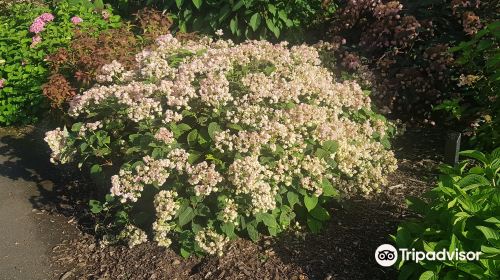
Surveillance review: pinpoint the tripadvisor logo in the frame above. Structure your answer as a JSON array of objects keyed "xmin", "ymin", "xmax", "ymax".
[{"xmin": 375, "ymin": 244, "xmax": 482, "ymax": 267}]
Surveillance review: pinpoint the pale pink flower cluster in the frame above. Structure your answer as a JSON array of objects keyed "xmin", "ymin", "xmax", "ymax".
[
  {"xmin": 119, "ymin": 224, "xmax": 147, "ymax": 248},
  {"xmin": 153, "ymin": 190, "xmax": 179, "ymax": 247},
  {"xmin": 0, "ymin": 78, "xmax": 5, "ymax": 89},
  {"xmin": 110, "ymin": 149, "xmax": 190, "ymax": 202},
  {"xmin": 96, "ymin": 60, "xmax": 134, "ymax": 83},
  {"xmin": 154, "ymin": 127, "xmax": 174, "ymax": 144},
  {"xmin": 77, "ymin": 121, "xmax": 103, "ymax": 137},
  {"xmin": 187, "ymin": 162, "xmax": 223, "ymax": 196},
  {"xmin": 44, "ymin": 128, "xmax": 73, "ymax": 164},
  {"xmin": 221, "ymin": 198, "xmax": 238, "ymax": 224},
  {"xmin": 228, "ymin": 156, "xmax": 276, "ymax": 214},
  {"xmin": 195, "ymin": 229, "xmax": 229, "ymax": 256}
]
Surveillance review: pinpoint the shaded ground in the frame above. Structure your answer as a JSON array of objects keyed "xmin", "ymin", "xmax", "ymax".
[
  {"xmin": 0, "ymin": 124, "xmax": 446, "ymax": 280},
  {"xmin": 0, "ymin": 126, "xmax": 80, "ymax": 280}
]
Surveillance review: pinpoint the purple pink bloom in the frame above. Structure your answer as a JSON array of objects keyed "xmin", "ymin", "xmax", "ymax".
[
  {"xmin": 29, "ymin": 18, "xmax": 45, "ymax": 34},
  {"xmin": 71, "ymin": 16, "xmax": 83, "ymax": 25},
  {"xmin": 39, "ymin": 13, "xmax": 55, "ymax": 22},
  {"xmin": 31, "ymin": 35, "xmax": 42, "ymax": 48}
]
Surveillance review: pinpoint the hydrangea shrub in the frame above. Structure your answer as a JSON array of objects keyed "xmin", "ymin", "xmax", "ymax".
[{"xmin": 45, "ymin": 35, "xmax": 397, "ymax": 256}]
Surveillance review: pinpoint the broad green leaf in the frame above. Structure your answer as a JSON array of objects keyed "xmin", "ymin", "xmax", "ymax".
[
  {"xmin": 418, "ymin": 271, "xmax": 435, "ymax": 280},
  {"xmin": 265, "ymin": 18, "xmax": 280, "ymax": 38},
  {"xmin": 304, "ymin": 195, "xmax": 318, "ymax": 212},
  {"xmin": 260, "ymin": 213, "xmax": 277, "ymax": 228},
  {"xmin": 476, "ymin": 226, "xmax": 500, "ymax": 241},
  {"xmin": 232, "ymin": 0, "xmax": 244, "ymax": 11},
  {"xmin": 310, "ymin": 206, "xmax": 330, "ymax": 221},
  {"xmin": 187, "ymin": 129, "xmax": 198, "ymax": 146},
  {"xmin": 230, "ymin": 17, "xmax": 238, "ymax": 35},
  {"xmin": 460, "ymin": 150, "xmax": 488, "ymax": 164},
  {"xmin": 249, "ymin": 13, "xmax": 261, "ymax": 31},
  {"xmin": 192, "ymin": 0, "xmax": 202, "ymax": 9},
  {"xmin": 178, "ymin": 207, "xmax": 195, "ymax": 227},
  {"xmin": 323, "ymin": 140, "xmax": 339, "ymax": 152},
  {"xmin": 207, "ymin": 122, "xmax": 221, "ymax": 139},
  {"xmin": 247, "ymin": 223, "xmax": 260, "ymax": 242},
  {"xmin": 321, "ymin": 178, "xmax": 338, "ymax": 197},
  {"xmin": 89, "ymin": 200, "xmax": 102, "ymax": 214},
  {"xmin": 306, "ymin": 216, "xmax": 322, "ymax": 233},
  {"xmin": 287, "ymin": 191, "xmax": 299, "ymax": 208},
  {"xmin": 176, "ymin": 0, "xmax": 184, "ymax": 9},
  {"xmin": 90, "ymin": 164, "xmax": 102, "ymax": 175}
]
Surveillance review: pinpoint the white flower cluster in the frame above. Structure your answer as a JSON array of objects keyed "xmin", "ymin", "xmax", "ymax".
[
  {"xmin": 187, "ymin": 162, "xmax": 223, "ymax": 196},
  {"xmin": 119, "ymin": 224, "xmax": 148, "ymax": 248},
  {"xmin": 221, "ymin": 198, "xmax": 238, "ymax": 224},
  {"xmin": 44, "ymin": 128, "xmax": 74, "ymax": 164},
  {"xmin": 153, "ymin": 190, "xmax": 179, "ymax": 247},
  {"xmin": 195, "ymin": 229, "xmax": 229, "ymax": 256}
]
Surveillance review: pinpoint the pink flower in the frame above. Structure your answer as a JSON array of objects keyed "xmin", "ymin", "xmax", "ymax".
[
  {"xmin": 31, "ymin": 35, "xmax": 42, "ymax": 48},
  {"xmin": 0, "ymin": 78, "xmax": 5, "ymax": 89},
  {"xmin": 39, "ymin": 13, "xmax": 54, "ymax": 22},
  {"xmin": 29, "ymin": 18, "xmax": 45, "ymax": 34},
  {"xmin": 71, "ymin": 16, "xmax": 83, "ymax": 25}
]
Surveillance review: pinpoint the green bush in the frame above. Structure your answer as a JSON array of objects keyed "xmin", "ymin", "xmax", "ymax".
[
  {"xmin": 106, "ymin": 0, "xmax": 335, "ymax": 41},
  {"xmin": 436, "ymin": 21, "xmax": 500, "ymax": 151},
  {"xmin": 0, "ymin": 0, "xmax": 121, "ymax": 125},
  {"xmin": 392, "ymin": 148, "xmax": 500, "ymax": 279}
]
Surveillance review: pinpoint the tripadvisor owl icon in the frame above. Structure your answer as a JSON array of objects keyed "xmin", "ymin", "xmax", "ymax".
[{"xmin": 375, "ymin": 244, "xmax": 398, "ymax": 267}]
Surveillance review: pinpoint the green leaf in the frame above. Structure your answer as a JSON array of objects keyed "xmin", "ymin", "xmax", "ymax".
[
  {"xmin": 287, "ymin": 191, "xmax": 299, "ymax": 208},
  {"xmin": 406, "ymin": 197, "xmax": 427, "ymax": 214},
  {"xmin": 267, "ymin": 4, "xmax": 277, "ymax": 15},
  {"xmin": 310, "ymin": 206, "xmax": 330, "ymax": 221},
  {"xmin": 260, "ymin": 213, "xmax": 278, "ymax": 228},
  {"xmin": 398, "ymin": 263, "xmax": 419, "ymax": 280},
  {"xmin": 249, "ymin": 13, "xmax": 261, "ymax": 32},
  {"xmin": 460, "ymin": 150, "xmax": 488, "ymax": 164},
  {"xmin": 187, "ymin": 129, "xmax": 198, "ymax": 146},
  {"xmin": 265, "ymin": 18, "xmax": 280, "ymax": 38},
  {"xmin": 180, "ymin": 246, "xmax": 191, "ymax": 258},
  {"xmin": 176, "ymin": 0, "xmax": 185, "ymax": 9},
  {"xmin": 221, "ymin": 222, "xmax": 236, "ymax": 238},
  {"xmin": 247, "ymin": 223, "xmax": 260, "ymax": 242},
  {"xmin": 232, "ymin": 0, "xmax": 244, "ymax": 11},
  {"xmin": 192, "ymin": 0, "xmax": 202, "ymax": 9},
  {"xmin": 456, "ymin": 262, "xmax": 484, "ymax": 278},
  {"xmin": 188, "ymin": 150, "xmax": 202, "ymax": 164},
  {"xmin": 306, "ymin": 216, "xmax": 322, "ymax": 233},
  {"xmin": 89, "ymin": 200, "xmax": 102, "ymax": 214},
  {"xmin": 230, "ymin": 17, "xmax": 238, "ymax": 35},
  {"xmin": 476, "ymin": 226, "xmax": 500, "ymax": 241},
  {"xmin": 90, "ymin": 164, "xmax": 102, "ymax": 175},
  {"xmin": 304, "ymin": 195, "xmax": 318, "ymax": 212},
  {"xmin": 207, "ymin": 122, "xmax": 221, "ymax": 140},
  {"xmin": 321, "ymin": 178, "xmax": 338, "ymax": 197},
  {"xmin": 418, "ymin": 271, "xmax": 435, "ymax": 280},
  {"xmin": 279, "ymin": 208, "xmax": 295, "ymax": 227},
  {"xmin": 323, "ymin": 140, "xmax": 339, "ymax": 152},
  {"xmin": 178, "ymin": 207, "xmax": 195, "ymax": 227}
]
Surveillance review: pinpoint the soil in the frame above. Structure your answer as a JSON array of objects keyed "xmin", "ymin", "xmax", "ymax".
[{"xmin": 0, "ymin": 123, "xmax": 446, "ymax": 280}]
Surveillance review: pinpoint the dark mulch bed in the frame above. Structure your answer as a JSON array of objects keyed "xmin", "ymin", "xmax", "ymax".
[{"xmin": 2, "ymin": 123, "xmax": 447, "ymax": 280}]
